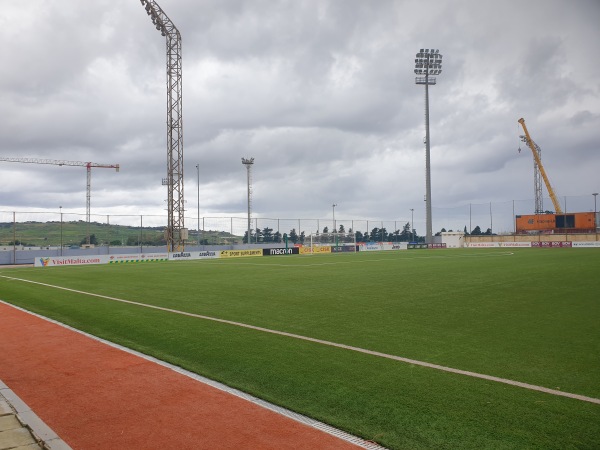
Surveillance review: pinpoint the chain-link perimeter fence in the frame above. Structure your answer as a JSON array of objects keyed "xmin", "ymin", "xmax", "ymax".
[{"xmin": 1, "ymin": 194, "xmax": 598, "ymax": 248}]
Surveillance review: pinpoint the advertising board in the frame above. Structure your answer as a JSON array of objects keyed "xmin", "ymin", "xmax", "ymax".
[
  {"xmin": 35, "ymin": 256, "xmax": 108, "ymax": 267},
  {"xmin": 465, "ymin": 242, "xmax": 499, "ymax": 248},
  {"xmin": 497, "ymin": 242, "xmax": 532, "ymax": 248},
  {"xmin": 572, "ymin": 241, "xmax": 600, "ymax": 248},
  {"xmin": 408, "ymin": 243, "xmax": 429, "ymax": 249},
  {"xmin": 359, "ymin": 243, "xmax": 383, "ymax": 252},
  {"xmin": 531, "ymin": 241, "xmax": 572, "ymax": 248},
  {"xmin": 330, "ymin": 245, "xmax": 357, "ymax": 253},
  {"xmin": 219, "ymin": 249, "xmax": 263, "ymax": 258},
  {"xmin": 262, "ymin": 248, "xmax": 300, "ymax": 256},
  {"xmin": 109, "ymin": 253, "xmax": 169, "ymax": 263},
  {"xmin": 429, "ymin": 243, "xmax": 447, "ymax": 249},
  {"xmin": 299, "ymin": 246, "xmax": 331, "ymax": 254},
  {"xmin": 35, "ymin": 253, "xmax": 169, "ymax": 267},
  {"xmin": 168, "ymin": 251, "xmax": 220, "ymax": 261},
  {"xmin": 381, "ymin": 243, "xmax": 407, "ymax": 251}
]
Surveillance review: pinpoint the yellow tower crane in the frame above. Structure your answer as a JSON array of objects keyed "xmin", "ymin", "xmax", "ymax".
[
  {"xmin": 517, "ymin": 118, "xmax": 563, "ymax": 214},
  {"xmin": 0, "ymin": 157, "xmax": 119, "ymax": 244}
]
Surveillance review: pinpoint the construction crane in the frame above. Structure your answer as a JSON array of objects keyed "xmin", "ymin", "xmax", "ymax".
[
  {"xmin": 517, "ymin": 118, "xmax": 563, "ymax": 214},
  {"xmin": 0, "ymin": 157, "xmax": 119, "ymax": 244}
]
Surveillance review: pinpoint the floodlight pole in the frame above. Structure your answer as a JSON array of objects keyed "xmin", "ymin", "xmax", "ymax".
[
  {"xmin": 59, "ymin": 206, "xmax": 63, "ymax": 256},
  {"xmin": 242, "ymin": 157, "xmax": 254, "ymax": 243},
  {"xmin": 410, "ymin": 208, "xmax": 414, "ymax": 242},
  {"xmin": 332, "ymin": 203, "xmax": 337, "ymax": 233},
  {"xmin": 415, "ymin": 49, "xmax": 443, "ymax": 244},
  {"xmin": 196, "ymin": 164, "xmax": 200, "ymax": 245},
  {"xmin": 594, "ymin": 192, "xmax": 598, "ymax": 234}
]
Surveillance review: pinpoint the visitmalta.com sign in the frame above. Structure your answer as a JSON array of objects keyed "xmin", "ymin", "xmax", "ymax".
[
  {"xmin": 35, "ymin": 256, "xmax": 107, "ymax": 267},
  {"xmin": 35, "ymin": 253, "xmax": 169, "ymax": 267}
]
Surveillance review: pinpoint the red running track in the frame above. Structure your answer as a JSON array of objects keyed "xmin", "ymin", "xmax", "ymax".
[{"xmin": 0, "ymin": 302, "xmax": 360, "ymax": 449}]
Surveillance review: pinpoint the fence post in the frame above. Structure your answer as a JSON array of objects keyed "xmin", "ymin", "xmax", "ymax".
[
  {"xmin": 12, "ymin": 212, "xmax": 16, "ymax": 265},
  {"xmin": 60, "ymin": 208, "xmax": 63, "ymax": 256},
  {"xmin": 469, "ymin": 203, "xmax": 472, "ymax": 234},
  {"xmin": 140, "ymin": 215, "xmax": 143, "ymax": 253},
  {"xmin": 107, "ymin": 215, "xmax": 110, "ymax": 253},
  {"xmin": 512, "ymin": 200, "xmax": 515, "ymax": 240}
]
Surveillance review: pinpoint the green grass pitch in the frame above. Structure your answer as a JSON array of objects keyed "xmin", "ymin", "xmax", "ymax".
[{"xmin": 1, "ymin": 248, "xmax": 599, "ymax": 449}]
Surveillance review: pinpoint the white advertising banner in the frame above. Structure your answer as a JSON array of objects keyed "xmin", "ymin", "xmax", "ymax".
[
  {"xmin": 571, "ymin": 242, "xmax": 600, "ymax": 248},
  {"xmin": 465, "ymin": 242, "xmax": 499, "ymax": 248},
  {"xmin": 35, "ymin": 255, "xmax": 109, "ymax": 267},
  {"xmin": 381, "ymin": 243, "xmax": 408, "ymax": 251},
  {"xmin": 108, "ymin": 253, "xmax": 169, "ymax": 263},
  {"xmin": 359, "ymin": 243, "xmax": 383, "ymax": 252},
  {"xmin": 35, "ymin": 253, "xmax": 169, "ymax": 267},
  {"xmin": 497, "ymin": 242, "xmax": 532, "ymax": 248},
  {"xmin": 169, "ymin": 250, "xmax": 221, "ymax": 260}
]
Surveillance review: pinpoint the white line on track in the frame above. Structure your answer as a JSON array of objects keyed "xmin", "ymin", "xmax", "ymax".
[{"xmin": 2, "ymin": 273, "xmax": 598, "ymax": 406}]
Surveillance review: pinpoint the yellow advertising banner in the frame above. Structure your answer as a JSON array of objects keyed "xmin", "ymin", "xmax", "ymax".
[
  {"xmin": 219, "ymin": 249, "xmax": 263, "ymax": 258},
  {"xmin": 298, "ymin": 246, "xmax": 332, "ymax": 255}
]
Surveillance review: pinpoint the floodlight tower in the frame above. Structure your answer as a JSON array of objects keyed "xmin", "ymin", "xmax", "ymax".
[
  {"xmin": 140, "ymin": 0, "xmax": 185, "ymax": 251},
  {"xmin": 414, "ymin": 48, "xmax": 443, "ymax": 244},
  {"xmin": 242, "ymin": 157, "xmax": 255, "ymax": 243}
]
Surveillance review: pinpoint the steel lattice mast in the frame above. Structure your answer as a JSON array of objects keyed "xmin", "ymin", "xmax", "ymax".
[
  {"xmin": 140, "ymin": 0, "xmax": 185, "ymax": 252},
  {"xmin": 519, "ymin": 135, "xmax": 544, "ymax": 214}
]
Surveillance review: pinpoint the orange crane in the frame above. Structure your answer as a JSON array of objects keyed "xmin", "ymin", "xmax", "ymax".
[
  {"xmin": 517, "ymin": 118, "xmax": 563, "ymax": 214},
  {"xmin": 0, "ymin": 157, "xmax": 119, "ymax": 244}
]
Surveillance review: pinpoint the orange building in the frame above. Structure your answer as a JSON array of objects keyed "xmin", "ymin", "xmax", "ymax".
[{"xmin": 515, "ymin": 212, "xmax": 596, "ymax": 233}]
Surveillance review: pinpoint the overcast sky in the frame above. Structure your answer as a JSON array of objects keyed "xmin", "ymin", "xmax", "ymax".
[{"xmin": 1, "ymin": 0, "xmax": 599, "ymax": 235}]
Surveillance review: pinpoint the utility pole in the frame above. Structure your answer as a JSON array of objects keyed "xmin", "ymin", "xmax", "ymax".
[
  {"xmin": 332, "ymin": 203, "xmax": 337, "ymax": 233},
  {"xmin": 196, "ymin": 164, "xmax": 200, "ymax": 245},
  {"xmin": 242, "ymin": 158, "xmax": 254, "ymax": 243},
  {"xmin": 410, "ymin": 208, "xmax": 414, "ymax": 242}
]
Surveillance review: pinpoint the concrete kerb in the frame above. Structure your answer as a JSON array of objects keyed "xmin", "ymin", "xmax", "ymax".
[{"xmin": 0, "ymin": 379, "xmax": 71, "ymax": 450}]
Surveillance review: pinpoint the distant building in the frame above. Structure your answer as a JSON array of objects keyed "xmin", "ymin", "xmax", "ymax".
[{"xmin": 440, "ymin": 231, "xmax": 465, "ymax": 248}]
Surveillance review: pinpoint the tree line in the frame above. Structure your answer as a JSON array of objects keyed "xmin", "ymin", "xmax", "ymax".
[
  {"xmin": 242, "ymin": 223, "xmax": 495, "ymax": 244},
  {"xmin": 243, "ymin": 222, "xmax": 423, "ymax": 244}
]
